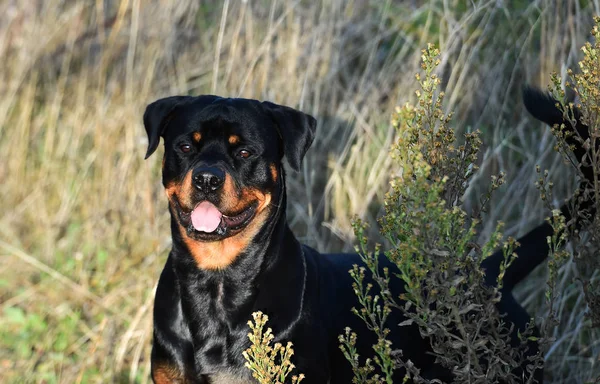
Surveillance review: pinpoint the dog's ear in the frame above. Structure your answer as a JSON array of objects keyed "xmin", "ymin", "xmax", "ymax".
[
  {"xmin": 262, "ymin": 101, "xmax": 317, "ymax": 171},
  {"xmin": 143, "ymin": 96, "xmax": 193, "ymax": 159}
]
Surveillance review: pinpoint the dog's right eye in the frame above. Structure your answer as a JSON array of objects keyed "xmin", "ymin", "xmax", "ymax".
[
  {"xmin": 238, "ymin": 149, "xmax": 251, "ymax": 159},
  {"xmin": 180, "ymin": 144, "xmax": 192, "ymax": 153}
]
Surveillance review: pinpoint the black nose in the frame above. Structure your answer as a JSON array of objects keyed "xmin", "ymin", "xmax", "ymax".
[{"xmin": 192, "ymin": 166, "xmax": 225, "ymax": 193}]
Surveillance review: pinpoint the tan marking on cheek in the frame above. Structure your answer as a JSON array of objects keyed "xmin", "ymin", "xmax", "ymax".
[
  {"xmin": 219, "ymin": 174, "xmax": 239, "ymax": 211},
  {"xmin": 193, "ymin": 132, "xmax": 202, "ymax": 142},
  {"xmin": 270, "ymin": 163, "xmax": 278, "ymax": 182},
  {"xmin": 231, "ymin": 189, "xmax": 255, "ymax": 212},
  {"xmin": 164, "ymin": 181, "xmax": 178, "ymax": 200},
  {"xmin": 179, "ymin": 171, "xmax": 194, "ymax": 207},
  {"xmin": 164, "ymin": 170, "xmax": 194, "ymax": 208},
  {"xmin": 228, "ymin": 135, "xmax": 240, "ymax": 145},
  {"xmin": 254, "ymin": 191, "xmax": 272, "ymax": 216}
]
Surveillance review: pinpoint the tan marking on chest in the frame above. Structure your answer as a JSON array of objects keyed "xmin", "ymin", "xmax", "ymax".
[{"xmin": 152, "ymin": 362, "xmax": 187, "ymax": 384}]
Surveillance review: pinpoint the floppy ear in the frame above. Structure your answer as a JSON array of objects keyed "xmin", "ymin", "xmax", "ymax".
[
  {"xmin": 143, "ymin": 96, "xmax": 193, "ymax": 159},
  {"xmin": 262, "ymin": 101, "xmax": 317, "ymax": 171}
]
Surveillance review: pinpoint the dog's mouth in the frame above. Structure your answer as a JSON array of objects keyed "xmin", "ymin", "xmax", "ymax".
[{"xmin": 175, "ymin": 199, "xmax": 258, "ymax": 241}]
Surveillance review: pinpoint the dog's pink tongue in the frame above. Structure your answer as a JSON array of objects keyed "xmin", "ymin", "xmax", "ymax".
[{"xmin": 191, "ymin": 202, "xmax": 222, "ymax": 233}]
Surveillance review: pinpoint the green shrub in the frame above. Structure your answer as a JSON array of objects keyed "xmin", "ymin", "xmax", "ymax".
[
  {"xmin": 545, "ymin": 17, "xmax": 600, "ymax": 329},
  {"xmin": 342, "ymin": 18, "xmax": 600, "ymax": 383},
  {"xmin": 341, "ymin": 44, "xmax": 545, "ymax": 384}
]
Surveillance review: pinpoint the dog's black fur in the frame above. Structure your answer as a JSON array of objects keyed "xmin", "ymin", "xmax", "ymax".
[{"xmin": 143, "ymin": 88, "xmax": 591, "ymax": 383}]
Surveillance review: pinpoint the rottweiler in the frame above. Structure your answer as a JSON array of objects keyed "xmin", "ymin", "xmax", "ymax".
[{"xmin": 143, "ymin": 88, "xmax": 592, "ymax": 383}]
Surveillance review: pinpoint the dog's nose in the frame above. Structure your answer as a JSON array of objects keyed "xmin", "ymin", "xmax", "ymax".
[{"xmin": 192, "ymin": 166, "xmax": 225, "ymax": 193}]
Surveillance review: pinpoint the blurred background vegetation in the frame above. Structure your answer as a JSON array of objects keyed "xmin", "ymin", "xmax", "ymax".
[{"xmin": 0, "ymin": 0, "xmax": 598, "ymax": 382}]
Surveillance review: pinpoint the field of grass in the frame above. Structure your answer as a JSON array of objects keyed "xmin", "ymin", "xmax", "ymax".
[{"xmin": 0, "ymin": 0, "xmax": 599, "ymax": 382}]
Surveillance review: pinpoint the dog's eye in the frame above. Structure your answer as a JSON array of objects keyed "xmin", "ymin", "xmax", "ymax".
[
  {"xmin": 238, "ymin": 149, "xmax": 251, "ymax": 159},
  {"xmin": 180, "ymin": 144, "xmax": 192, "ymax": 153}
]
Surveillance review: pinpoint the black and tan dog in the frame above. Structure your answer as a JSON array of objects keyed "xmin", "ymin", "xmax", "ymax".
[{"xmin": 143, "ymin": 89, "xmax": 591, "ymax": 383}]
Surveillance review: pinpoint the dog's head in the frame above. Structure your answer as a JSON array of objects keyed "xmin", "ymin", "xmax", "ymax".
[{"xmin": 144, "ymin": 95, "xmax": 316, "ymax": 269}]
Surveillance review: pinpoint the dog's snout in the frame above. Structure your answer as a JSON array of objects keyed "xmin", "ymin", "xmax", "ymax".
[{"xmin": 193, "ymin": 166, "xmax": 225, "ymax": 193}]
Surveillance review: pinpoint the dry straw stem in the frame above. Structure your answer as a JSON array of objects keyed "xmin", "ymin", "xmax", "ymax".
[{"xmin": 0, "ymin": 0, "xmax": 599, "ymax": 382}]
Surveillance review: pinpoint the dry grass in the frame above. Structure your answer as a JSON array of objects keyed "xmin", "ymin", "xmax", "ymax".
[{"xmin": 0, "ymin": 0, "xmax": 598, "ymax": 382}]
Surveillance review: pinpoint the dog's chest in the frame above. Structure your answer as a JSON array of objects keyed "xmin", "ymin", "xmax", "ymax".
[
  {"xmin": 180, "ymin": 279, "xmax": 254, "ymax": 372},
  {"xmin": 207, "ymin": 372, "xmax": 254, "ymax": 384}
]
